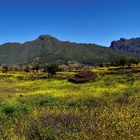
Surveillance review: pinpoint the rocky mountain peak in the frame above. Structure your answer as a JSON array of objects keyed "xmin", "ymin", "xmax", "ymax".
[
  {"xmin": 110, "ymin": 38, "xmax": 140, "ymax": 56},
  {"xmin": 38, "ymin": 35, "xmax": 59, "ymax": 41}
]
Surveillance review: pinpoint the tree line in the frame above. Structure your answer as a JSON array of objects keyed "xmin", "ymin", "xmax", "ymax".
[{"xmin": 0, "ymin": 56, "xmax": 139, "ymax": 75}]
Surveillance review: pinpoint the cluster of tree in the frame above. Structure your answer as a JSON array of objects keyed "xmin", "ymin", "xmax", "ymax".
[
  {"xmin": 0, "ymin": 60, "xmax": 81, "ymax": 74},
  {"xmin": 98, "ymin": 56, "xmax": 139, "ymax": 68},
  {"xmin": 115, "ymin": 57, "xmax": 139, "ymax": 68},
  {"xmin": 0, "ymin": 63, "xmax": 61, "ymax": 77},
  {"xmin": 0, "ymin": 57, "xmax": 139, "ymax": 76}
]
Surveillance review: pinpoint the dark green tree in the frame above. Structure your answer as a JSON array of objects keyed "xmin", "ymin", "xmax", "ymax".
[
  {"xmin": 2, "ymin": 65, "xmax": 8, "ymax": 73},
  {"xmin": 119, "ymin": 56, "xmax": 128, "ymax": 68},
  {"xmin": 126, "ymin": 58, "xmax": 139, "ymax": 68},
  {"xmin": 45, "ymin": 64, "xmax": 60, "ymax": 77}
]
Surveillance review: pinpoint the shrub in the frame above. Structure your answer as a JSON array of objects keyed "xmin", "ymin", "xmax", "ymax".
[
  {"xmin": 115, "ymin": 94, "xmax": 133, "ymax": 105},
  {"xmin": 2, "ymin": 103, "xmax": 17, "ymax": 116},
  {"xmin": 25, "ymin": 119, "xmax": 55, "ymax": 140},
  {"xmin": 45, "ymin": 64, "xmax": 60, "ymax": 77},
  {"xmin": 18, "ymin": 94, "xmax": 62, "ymax": 108},
  {"xmin": 1, "ymin": 66, "xmax": 8, "ymax": 73},
  {"xmin": 1, "ymin": 103, "xmax": 30, "ymax": 117}
]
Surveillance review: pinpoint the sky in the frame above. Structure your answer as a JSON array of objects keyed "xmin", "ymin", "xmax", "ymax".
[{"xmin": 0, "ymin": 0, "xmax": 140, "ymax": 46}]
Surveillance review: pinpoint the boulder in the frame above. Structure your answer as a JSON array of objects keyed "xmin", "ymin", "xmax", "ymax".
[{"xmin": 68, "ymin": 70, "xmax": 97, "ymax": 83}]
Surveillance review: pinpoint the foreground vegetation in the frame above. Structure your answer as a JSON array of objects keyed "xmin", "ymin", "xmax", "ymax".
[{"xmin": 0, "ymin": 66, "xmax": 140, "ymax": 140}]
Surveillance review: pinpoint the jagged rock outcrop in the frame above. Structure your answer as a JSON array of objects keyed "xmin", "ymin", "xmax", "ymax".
[{"xmin": 110, "ymin": 38, "xmax": 140, "ymax": 56}]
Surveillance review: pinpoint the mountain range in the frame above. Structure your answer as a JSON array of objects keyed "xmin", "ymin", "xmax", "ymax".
[{"xmin": 0, "ymin": 35, "xmax": 139, "ymax": 64}]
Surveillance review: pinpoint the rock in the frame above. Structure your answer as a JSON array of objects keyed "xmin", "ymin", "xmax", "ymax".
[
  {"xmin": 110, "ymin": 38, "xmax": 140, "ymax": 56},
  {"xmin": 68, "ymin": 70, "xmax": 97, "ymax": 83}
]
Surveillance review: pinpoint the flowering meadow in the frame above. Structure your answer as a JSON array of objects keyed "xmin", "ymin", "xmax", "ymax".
[{"xmin": 0, "ymin": 67, "xmax": 140, "ymax": 139}]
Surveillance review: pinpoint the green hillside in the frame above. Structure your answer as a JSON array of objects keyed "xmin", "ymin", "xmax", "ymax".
[{"xmin": 0, "ymin": 35, "xmax": 123, "ymax": 64}]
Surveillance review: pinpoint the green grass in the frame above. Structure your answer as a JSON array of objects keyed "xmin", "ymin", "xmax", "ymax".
[{"xmin": 0, "ymin": 67, "xmax": 140, "ymax": 139}]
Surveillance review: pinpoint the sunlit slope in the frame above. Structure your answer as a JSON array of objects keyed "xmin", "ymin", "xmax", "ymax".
[{"xmin": 0, "ymin": 35, "xmax": 123, "ymax": 64}]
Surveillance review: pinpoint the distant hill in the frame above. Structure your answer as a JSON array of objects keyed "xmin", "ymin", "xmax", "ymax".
[
  {"xmin": 110, "ymin": 38, "xmax": 140, "ymax": 56},
  {"xmin": 0, "ymin": 35, "xmax": 131, "ymax": 64}
]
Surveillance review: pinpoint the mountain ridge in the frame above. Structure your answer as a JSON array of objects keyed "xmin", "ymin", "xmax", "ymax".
[
  {"xmin": 0, "ymin": 35, "xmax": 138, "ymax": 64},
  {"xmin": 110, "ymin": 37, "xmax": 140, "ymax": 56}
]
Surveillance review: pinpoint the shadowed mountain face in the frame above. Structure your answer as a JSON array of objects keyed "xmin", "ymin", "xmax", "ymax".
[
  {"xmin": 0, "ymin": 35, "xmax": 127, "ymax": 64},
  {"xmin": 110, "ymin": 38, "xmax": 140, "ymax": 56}
]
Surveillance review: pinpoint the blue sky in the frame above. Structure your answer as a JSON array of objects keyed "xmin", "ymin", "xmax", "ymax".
[{"xmin": 0, "ymin": 0, "xmax": 140, "ymax": 46}]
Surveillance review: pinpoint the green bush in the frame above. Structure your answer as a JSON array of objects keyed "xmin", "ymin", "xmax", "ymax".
[{"xmin": 2, "ymin": 103, "xmax": 17, "ymax": 116}]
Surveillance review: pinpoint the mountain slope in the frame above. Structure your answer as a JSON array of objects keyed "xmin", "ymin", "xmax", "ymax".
[
  {"xmin": 0, "ymin": 35, "xmax": 123, "ymax": 64},
  {"xmin": 110, "ymin": 38, "xmax": 140, "ymax": 56}
]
